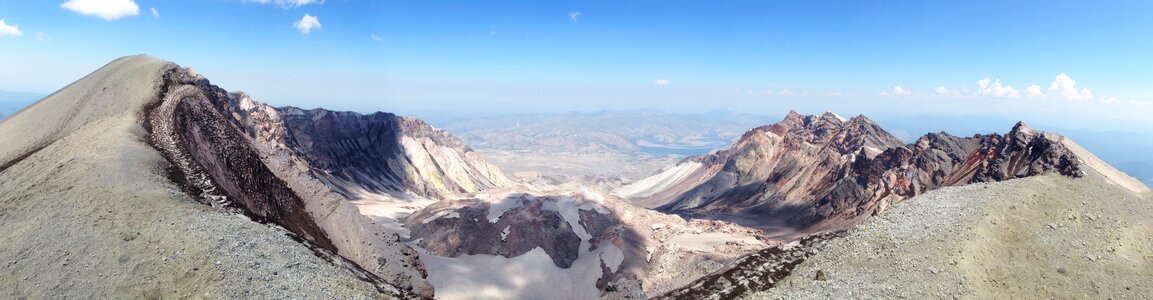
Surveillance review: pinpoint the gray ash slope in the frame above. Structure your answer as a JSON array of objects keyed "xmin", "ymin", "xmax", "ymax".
[
  {"xmin": 0, "ymin": 55, "xmax": 395, "ymax": 298},
  {"xmin": 750, "ymin": 173, "xmax": 1153, "ymax": 300},
  {"xmin": 0, "ymin": 54, "xmax": 524, "ymax": 299}
]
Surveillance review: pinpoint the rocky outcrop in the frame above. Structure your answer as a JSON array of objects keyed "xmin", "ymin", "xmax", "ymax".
[
  {"xmin": 653, "ymin": 231, "xmax": 844, "ymax": 300},
  {"xmin": 620, "ymin": 111, "xmax": 1086, "ymax": 232}
]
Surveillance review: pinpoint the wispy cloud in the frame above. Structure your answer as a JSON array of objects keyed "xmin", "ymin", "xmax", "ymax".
[
  {"xmin": 568, "ymin": 11, "xmax": 581, "ymax": 23},
  {"xmin": 247, "ymin": 0, "xmax": 324, "ymax": 9},
  {"xmin": 0, "ymin": 19, "xmax": 21, "ymax": 37},
  {"xmin": 653, "ymin": 79, "xmax": 670, "ymax": 86},
  {"xmin": 34, "ymin": 32, "xmax": 52, "ymax": 41},
  {"xmin": 150, "ymin": 7, "xmax": 159, "ymax": 18},
  {"xmin": 779, "ymin": 89, "xmax": 795, "ymax": 97},
  {"xmin": 933, "ymin": 86, "xmax": 949, "ymax": 95},
  {"xmin": 369, "ymin": 34, "xmax": 383, "ymax": 41},
  {"xmin": 293, "ymin": 13, "xmax": 321, "ymax": 34},
  {"xmin": 61, "ymin": 0, "xmax": 140, "ymax": 21}
]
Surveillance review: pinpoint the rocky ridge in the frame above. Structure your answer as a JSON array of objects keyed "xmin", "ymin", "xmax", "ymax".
[
  {"xmin": 221, "ymin": 91, "xmax": 512, "ymax": 201},
  {"xmin": 620, "ymin": 111, "xmax": 1088, "ymax": 234}
]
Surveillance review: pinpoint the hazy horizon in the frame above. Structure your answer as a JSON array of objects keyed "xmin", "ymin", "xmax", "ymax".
[
  {"xmin": 2, "ymin": 1, "xmax": 1152, "ymax": 132},
  {"xmin": 2, "ymin": 0, "xmax": 1151, "ymax": 166}
]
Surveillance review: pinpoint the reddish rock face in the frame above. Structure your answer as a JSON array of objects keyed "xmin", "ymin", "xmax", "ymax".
[{"xmin": 636, "ymin": 112, "xmax": 1084, "ymax": 232}]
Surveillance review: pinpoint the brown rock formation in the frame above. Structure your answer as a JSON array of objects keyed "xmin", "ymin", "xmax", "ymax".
[{"xmin": 621, "ymin": 111, "xmax": 1085, "ymax": 233}]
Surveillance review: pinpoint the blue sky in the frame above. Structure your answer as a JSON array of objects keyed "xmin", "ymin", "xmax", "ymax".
[{"xmin": 1, "ymin": 0, "xmax": 1152, "ymax": 130}]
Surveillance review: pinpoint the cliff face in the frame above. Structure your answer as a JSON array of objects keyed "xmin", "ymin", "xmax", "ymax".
[
  {"xmin": 146, "ymin": 67, "xmax": 436, "ymax": 298},
  {"xmin": 219, "ymin": 93, "xmax": 511, "ymax": 200},
  {"xmin": 619, "ymin": 111, "xmax": 1086, "ymax": 231}
]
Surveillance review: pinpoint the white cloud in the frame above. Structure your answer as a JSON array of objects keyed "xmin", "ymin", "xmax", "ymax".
[
  {"xmin": 568, "ymin": 11, "xmax": 581, "ymax": 23},
  {"xmin": 293, "ymin": 14, "xmax": 321, "ymax": 34},
  {"xmin": 780, "ymin": 89, "xmax": 795, "ymax": 96},
  {"xmin": 976, "ymin": 78, "xmax": 1020, "ymax": 98},
  {"xmin": 1025, "ymin": 84, "xmax": 1045, "ymax": 98},
  {"xmin": 933, "ymin": 86, "xmax": 949, "ymax": 95},
  {"xmin": 61, "ymin": 0, "xmax": 140, "ymax": 21},
  {"xmin": 150, "ymin": 7, "xmax": 159, "ymax": 18},
  {"xmin": 882, "ymin": 86, "xmax": 912, "ymax": 97},
  {"xmin": 247, "ymin": 0, "xmax": 324, "ymax": 9},
  {"xmin": 1049, "ymin": 73, "xmax": 1094, "ymax": 101},
  {"xmin": 369, "ymin": 34, "xmax": 382, "ymax": 41},
  {"xmin": 653, "ymin": 79, "xmax": 670, "ymax": 86},
  {"xmin": 34, "ymin": 32, "xmax": 52, "ymax": 41},
  {"xmin": 0, "ymin": 19, "xmax": 21, "ymax": 37}
]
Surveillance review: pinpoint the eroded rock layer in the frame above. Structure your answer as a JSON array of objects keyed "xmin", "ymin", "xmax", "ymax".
[
  {"xmin": 620, "ymin": 111, "xmax": 1085, "ymax": 231},
  {"xmin": 218, "ymin": 93, "xmax": 512, "ymax": 200},
  {"xmin": 145, "ymin": 67, "xmax": 434, "ymax": 298}
]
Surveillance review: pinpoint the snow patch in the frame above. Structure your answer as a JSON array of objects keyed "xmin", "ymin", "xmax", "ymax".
[
  {"xmin": 418, "ymin": 247, "xmax": 602, "ymax": 300},
  {"xmin": 541, "ymin": 196, "xmax": 595, "ymax": 240},
  {"xmin": 600, "ymin": 242, "xmax": 625, "ymax": 273},
  {"xmin": 501, "ymin": 225, "xmax": 511, "ymax": 241},
  {"xmin": 615, "ymin": 162, "xmax": 704, "ymax": 198},
  {"xmin": 486, "ymin": 194, "xmax": 523, "ymax": 223},
  {"xmin": 347, "ymin": 192, "xmax": 438, "ymax": 238},
  {"xmin": 831, "ymin": 112, "xmax": 848, "ymax": 122},
  {"xmin": 422, "ymin": 209, "xmax": 461, "ymax": 224}
]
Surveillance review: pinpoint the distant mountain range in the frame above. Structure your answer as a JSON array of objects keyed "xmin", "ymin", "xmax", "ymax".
[{"xmin": 436, "ymin": 110, "xmax": 777, "ymax": 155}]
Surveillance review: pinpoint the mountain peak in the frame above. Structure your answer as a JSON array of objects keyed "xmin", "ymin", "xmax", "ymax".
[
  {"xmin": 1010, "ymin": 121, "xmax": 1034, "ymax": 136},
  {"xmin": 820, "ymin": 111, "xmax": 848, "ymax": 123},
  {"xmin": 783, "ymin": 110, "xmax": 804, "ymax": 122}
]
